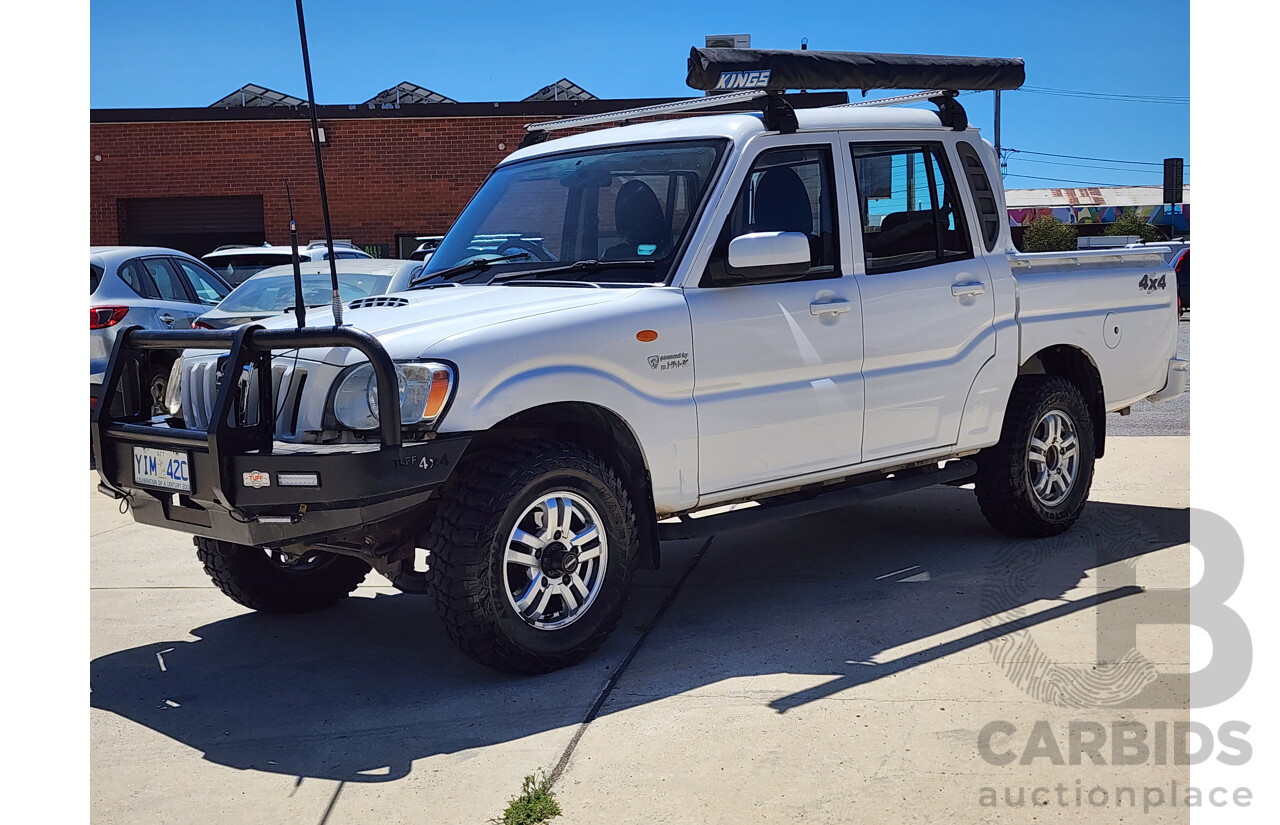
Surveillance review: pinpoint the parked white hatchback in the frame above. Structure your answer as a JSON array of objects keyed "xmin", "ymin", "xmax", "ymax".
[{"xmin": 202, "ymin": 241, "xmax": 372, "ymax": 285}]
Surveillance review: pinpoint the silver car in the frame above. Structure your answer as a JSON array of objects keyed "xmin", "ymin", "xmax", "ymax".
[
  {"xmin": 90, "ymin": 246, "xmax": 231, "ymax": 414},
  {"xmin": 194, "ymin": 258, "xmax": 425, "ymax": 329}
]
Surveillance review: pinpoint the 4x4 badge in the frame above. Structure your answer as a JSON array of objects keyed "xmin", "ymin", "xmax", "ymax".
[{"xmin": 1138, "ymin": 272, "xmax": 1167, "ymax": 292}]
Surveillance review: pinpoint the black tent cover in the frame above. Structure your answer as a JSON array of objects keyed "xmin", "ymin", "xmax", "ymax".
[{"xmin": 687, "ymin": 48, "xmax": 1025, "ymax": 93}]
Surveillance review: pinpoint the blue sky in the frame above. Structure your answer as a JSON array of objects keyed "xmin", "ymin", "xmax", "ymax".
[{"xmin": 90, "ymin": 0, "xmax": 1190, "ymax": 188}]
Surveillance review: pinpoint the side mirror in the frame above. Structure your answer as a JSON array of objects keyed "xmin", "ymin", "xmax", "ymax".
[{"xmin": 726, "ymin": 231, "xmax": 811, "ymax": 283}]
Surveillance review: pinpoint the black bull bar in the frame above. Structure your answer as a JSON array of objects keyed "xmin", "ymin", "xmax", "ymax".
[{"xmin": 91, "ymin": 324, "xmax": 469, "ymax": 547}]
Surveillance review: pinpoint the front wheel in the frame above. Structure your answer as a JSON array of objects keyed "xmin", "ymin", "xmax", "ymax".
[
  {"xmin": 196, "ymin": 539, "xmax": 370, "ymax": 613},
  {"xmin": 426, "ymin": 440, "xmax": 639, "ymax": 674},
  {"xmin": 975, "ymin": 375, "xmax": 1096, "ymax": 537}
]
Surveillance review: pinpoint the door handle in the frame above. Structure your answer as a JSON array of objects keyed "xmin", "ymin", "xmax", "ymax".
[
  {"xmin": 810, "ymin": 299, "xmax": 852, "ymax": 317},
  {"xmin": 951, "ymin": 282, "xmax": 986, "ymax": 298},
  {"xmin": 159, "ymin": 313, "xmax": 176, "ymax": 327}
]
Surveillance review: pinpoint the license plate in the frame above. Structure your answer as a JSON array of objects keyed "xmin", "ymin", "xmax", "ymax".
[{"xmin": 132, "ymin": 446, "xmax": 191, "ymax": 492}]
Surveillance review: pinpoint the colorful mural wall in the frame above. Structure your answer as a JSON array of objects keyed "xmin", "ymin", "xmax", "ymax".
[{"xmin": 1007, "ymin": 204, "xmax": 1190, "ymax": 229}]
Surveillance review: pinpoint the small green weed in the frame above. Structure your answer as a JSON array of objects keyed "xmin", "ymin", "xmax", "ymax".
[{"xmin": 495, "ymin": 771, "xmax": 561, "ymax": 825}]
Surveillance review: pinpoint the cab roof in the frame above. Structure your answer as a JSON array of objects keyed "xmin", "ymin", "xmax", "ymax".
[{"xmin": 502, "ymin": 104, "xmax": 975, "ymax": 166}]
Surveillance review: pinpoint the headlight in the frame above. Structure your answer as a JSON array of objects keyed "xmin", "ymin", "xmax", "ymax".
[
  {"xmin": 163, "ymin": 355, "xmax": 184, "ymax": 417},
  {"xmin": 331, "ymin": 361, "xmax": 455, "ymax": 431}
]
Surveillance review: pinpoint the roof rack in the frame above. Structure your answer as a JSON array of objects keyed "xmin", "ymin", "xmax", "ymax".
[
  {"xmin": 521, "ymin": 89, "xmax": 771, "ymax": 147},
  {"xmin": 835, "ymin": 89, "xmax": 969, "ymax": 129},
  {"xmin": 520, "ymin": 48, "xmax": 1023, "ymax": 147},
  {"xmin": 835, "ymin": 89, "xmax": 947, "ymax": 108},
  {"xmin": 519, "ymin": 87, "xmax": 968, "ymax": 148}
]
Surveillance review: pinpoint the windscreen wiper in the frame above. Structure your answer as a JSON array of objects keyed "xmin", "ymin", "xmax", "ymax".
[
  {"xmin": 408, "ymin": 251, "xmax": 531, "ymax": 288},
  {"xmin": 488, "ymin": 259, "xmax": 658, "ymax": 284}
]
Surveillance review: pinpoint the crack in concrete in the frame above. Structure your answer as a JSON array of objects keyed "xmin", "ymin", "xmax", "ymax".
[{"xmin": 548, "ymin": 536, "xmax": 715, "ymax": 784}]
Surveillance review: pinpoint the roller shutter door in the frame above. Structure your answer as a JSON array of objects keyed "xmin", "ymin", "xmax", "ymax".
[{"xmin": 120, "ymin": 196, "xmax": 265, "ymax": 257}]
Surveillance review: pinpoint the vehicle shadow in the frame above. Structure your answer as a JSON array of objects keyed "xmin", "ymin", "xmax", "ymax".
[
  {"xmin": 89, "ymin": 489, "xmax": 1188, "ymax": 784},
  {"xmin": 610, "ymin": 492, "xmax": 1189, "ymax": 715}
]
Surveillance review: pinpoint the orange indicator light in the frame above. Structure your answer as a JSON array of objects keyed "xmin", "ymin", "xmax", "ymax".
[
  {"xmin": 424, "ymin": 369, "xmax": 452, "ymax": 418},
  {"xmin": 636, "ymin": 330, "xmax": 658, "ymax": 342}
]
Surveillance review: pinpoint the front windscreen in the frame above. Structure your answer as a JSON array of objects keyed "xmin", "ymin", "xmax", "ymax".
[
  {"xmin": 421, "ymin": 139, "xmax": 728, "ymax": 285},
  {"xmin": 217, "ymin": 272, "xmax": 393, "ymax": 314}
]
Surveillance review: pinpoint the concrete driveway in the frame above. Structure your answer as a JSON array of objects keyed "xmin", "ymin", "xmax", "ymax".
[{"xmin": 91, "ymin": 429, "xmax": 1189, "ymax": 823}]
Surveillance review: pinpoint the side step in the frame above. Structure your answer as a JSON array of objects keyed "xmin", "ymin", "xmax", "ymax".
[{"xmin": 657, "ymin": 459, "xmax": 977, "ymax": 541}]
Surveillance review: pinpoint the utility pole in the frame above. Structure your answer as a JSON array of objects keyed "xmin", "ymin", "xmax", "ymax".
[{"xmin": 994, "ymin": 90, "xmax": 1002, "ymax": 178}]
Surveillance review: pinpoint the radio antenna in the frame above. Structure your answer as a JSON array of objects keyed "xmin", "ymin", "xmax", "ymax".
[
  {"xmin": 285, "ymin": 180, "xmax": 305, "ymax": 329},
  {"xmin": 293, "ymin": 0, "xmax": 343, "ymax": 326}
]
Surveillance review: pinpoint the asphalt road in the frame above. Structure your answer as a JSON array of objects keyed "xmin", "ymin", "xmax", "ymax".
[{"xmin": 1106, "ymin": 315, "xmax": 1190, "ymax": 437}]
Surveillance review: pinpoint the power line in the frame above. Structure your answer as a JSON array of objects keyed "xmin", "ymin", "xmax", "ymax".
[
  {"xmin": 1016, "ymin": 85, "xmax": 1189, "ymax": 105},
  {"xmin": 1004, "ymin": 173, "xmax": 1149, "ymax": 188},
  {"xmin": 1006, "ymin": 156, "xmax": 1189, "ymax": 178},
  {"xmin": 1024, "ymin": 84, "xmax": 1189, "ymax": 101},
  {"xmin": 1005, "ymin": 148, "xmax": 1190, "ymax": 168}
]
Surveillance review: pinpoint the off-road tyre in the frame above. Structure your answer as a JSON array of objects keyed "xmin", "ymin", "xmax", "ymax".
[
  {"xmin": 975, "ymin": 375, "xmax": 1096, "ymax": 538},
  {"xmin": 196, "ymin": 538, "xmax": 370, "ymax": 613},
  {"xmin": 426, "ymin": 439, "xmax": 639, "ymax": 675}
]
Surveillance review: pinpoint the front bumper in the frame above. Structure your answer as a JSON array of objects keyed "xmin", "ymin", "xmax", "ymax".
[
  {"xmin": 1146, "ymin": 357, "xmax": 1189, "ymax": 404},
  {"xmin": 97, "ymin": 431, "xmax": 468, "ymax": 547},
  {"xmin": 92, "ymin": 323, "xmax": 469, "ymax": 547}
]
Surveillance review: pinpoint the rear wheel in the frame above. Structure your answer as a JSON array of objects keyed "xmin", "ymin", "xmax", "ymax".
[
  {"xmin": 975, "ymin": 375, "xmax": 1096, "ymax": 537},
  {"xmin": 196, "ymin": 538, "xmax": 370, "ymax": 613},
  {"xmin": 426, "ymin": 440, "xmax": 639, "ymax": 674}
]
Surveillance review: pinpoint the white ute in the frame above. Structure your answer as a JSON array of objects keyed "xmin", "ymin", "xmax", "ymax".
[{"xmin": 93, "ymin": 49, "xmax": 1187, "ymax": 673}]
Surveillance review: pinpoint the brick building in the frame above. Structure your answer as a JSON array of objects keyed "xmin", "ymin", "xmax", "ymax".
[{"xmin": 90, "ymin": 84, "xmax": 846, "ymax": 259}]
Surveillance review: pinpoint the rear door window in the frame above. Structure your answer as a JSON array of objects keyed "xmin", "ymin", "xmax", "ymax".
[
  {"xmin": 851, "ymin": 142, "xmax": 973, "ymax": 274},
  {"xmin": 90, "ymin": 264, "xmax": 103, "ymax": 294},
  {"xmin": 173, "ymin": 259, "xmax": 229, "ymax": 305},
  {"xmin": 141, "ymin": 257, "xmax": 192, "ymax": 302}
]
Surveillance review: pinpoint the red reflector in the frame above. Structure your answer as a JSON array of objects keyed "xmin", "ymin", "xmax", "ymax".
[{"xmin": 90, "ymin": 306, "xmax": 129, "ymax": 330}]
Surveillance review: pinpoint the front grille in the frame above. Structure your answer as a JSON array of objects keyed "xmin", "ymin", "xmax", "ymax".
[
  {"xmin": 183, "ymin": 359, "xmax": 308, "ymax": 438},
  {"xmin": 349, "ymin": 296, "xmax": 410, "ymax": 309}
]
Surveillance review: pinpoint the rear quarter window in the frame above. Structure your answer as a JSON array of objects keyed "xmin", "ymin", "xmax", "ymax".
[
  {"xmin": 116, "ymin": 259, "xmax": 155, "ymax": 298},
  {"xmin": 90, "ymin": 264, "xmax": 103, "ymax": 294},
  {"xmin": 956, "ymin": 141, "xmax": 1001, "ymax": 253}
]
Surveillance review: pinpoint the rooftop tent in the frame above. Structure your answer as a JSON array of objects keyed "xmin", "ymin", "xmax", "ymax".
[{"xmin": 686, "ymin": 48, "xmax": 1025, "ymax": 92}]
